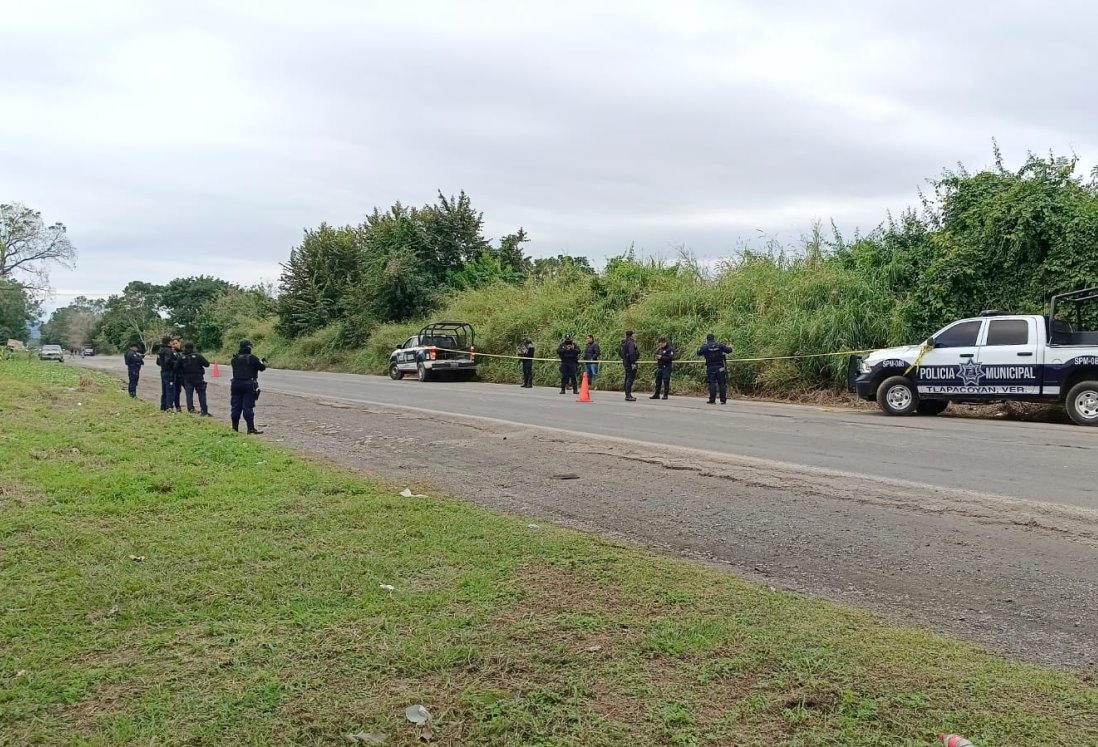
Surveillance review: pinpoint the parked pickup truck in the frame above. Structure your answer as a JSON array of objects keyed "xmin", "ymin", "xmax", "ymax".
[
  {"xmin": 853, "ymin": 288, "xmax": 1098, "ymax": 425},
  {"xmin": 388, "ymin": 322, "xmax": 477, "ymax": 382}
]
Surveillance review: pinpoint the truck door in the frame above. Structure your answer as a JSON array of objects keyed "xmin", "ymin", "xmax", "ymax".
[
  {"xmin": 915, "ymin": 319, "xmax": 985, "ymax": 396},
  {"xmin": 974, "ymin": 317, "xmax": 1041, "ymax": 395}
]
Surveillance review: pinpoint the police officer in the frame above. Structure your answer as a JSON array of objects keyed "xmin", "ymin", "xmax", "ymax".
[
  {"xmin": 518, "ymin": 337, "xmax": 535, "ymax": 388},
  {"xmin": 179, "ymin": 342, "xmax": 212, "ymax": 416},
  {"xmin": 650, "ymin": 337, "xmax": 675, "ymax": 399},
  {"xmin": 583, "ymin": 335, "xmax": 601, "ymax": 388},
  {"xmin": 619, "ymin": 330, "xmax": 639, "ymax": 401},
  {"xmin": 124, "ymin": 343, "xmax": 144, "ymax": 398},
  {"xmin": 155, "ymin": 336, "xmax": 180, "ymax": 411},
  {"xmin": 697, "ymin": 333, "xmax": 734, "ymax": 405},
  {"xmin": 170, "ymin": 338, "xmax": 186, "ymax": 411},
  {"xmin": 557, "ymin": 335, "xmax": 580, "ymax": 394},
  {"xmin": 230, "ymin": 339, "xmax": 267, "ymax": 434}
]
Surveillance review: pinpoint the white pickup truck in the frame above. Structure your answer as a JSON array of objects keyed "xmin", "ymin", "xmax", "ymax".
[{"xmin": 854, "ymin": 288, "xmax": 1098, "ymax": 425}]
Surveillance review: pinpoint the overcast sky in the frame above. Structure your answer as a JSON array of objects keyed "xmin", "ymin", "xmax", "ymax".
[{"xmin": 4, "ymin": 0, "xmax": 1096, "ymax": 309}]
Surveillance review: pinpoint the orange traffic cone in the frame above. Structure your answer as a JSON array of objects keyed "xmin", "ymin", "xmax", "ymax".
[
  {"xmin": 940, "ymin": 735, "xmax": 975, "ymax": 747},
  {"xmin": 212, "ymin": 362, "xmax": 220, "ymax": 378},
  {"xmin": 577, "ymin": 371, "xmax": 592, "ymax": 402}
]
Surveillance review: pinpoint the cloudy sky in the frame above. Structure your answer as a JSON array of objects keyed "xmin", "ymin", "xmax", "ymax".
[{"xmin": 4, "ymin": 0, "xmax": 1096, "ymax": 308}]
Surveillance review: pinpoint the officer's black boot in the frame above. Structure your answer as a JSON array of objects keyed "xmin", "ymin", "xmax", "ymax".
[
  {"xmin": 231, "ymin": 418, "xmax": 240, "ymax": 432},
  {"xmin": 649, "ymin": 392, "xmax": 660, "ymax": 399}
]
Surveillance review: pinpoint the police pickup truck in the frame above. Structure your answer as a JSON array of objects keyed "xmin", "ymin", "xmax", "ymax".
[
  {"xmin": 853, "ymin": 288, "xmax": 1098, "ymax": 426},
  {"xmin": 388, "ymin": 321, "xmax": 477, "ymax": 382}
]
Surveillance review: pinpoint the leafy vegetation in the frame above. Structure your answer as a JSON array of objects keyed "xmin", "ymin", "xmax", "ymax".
[
  {"xmin": 37, "ymin": 148, "xmax": 1098, "ymax": 393},
  {"xmin": 2, "ymin": 360, "xmax": 1096, "ymax": 745}
]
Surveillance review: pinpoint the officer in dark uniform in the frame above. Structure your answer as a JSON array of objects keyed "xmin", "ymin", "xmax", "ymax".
[
  {"xmin": 650, "ymin": 337, "xmax": 675, "ymax": 399},
  {"xmin": 179, "ymin": 342, "xmax": 212, "ymax": 416},
  {"xmin": 230, "ymin": 339, "xmax": 267, "ymax": 433},
  {"xmin": 124, "ymin": 343, "xmax": 144, "ymax": 398},
  {"xmin": 619, "ymin": 330, "xmax": 639, "ymax": 401},
  {"xmin": 155, "ymin": 336, "xmax": 180, "ymax": 411},
  {"xmin": 557, "ymin": 335, "xmax": 580, "ymax": 394},
  {"xmin": 169, "ymin": 338, "xmax": 185, "ymax": 411},
  {"xmin": 697, "ymin": 333, "xmax": 734, "ymax": 404},
  {"xmin": 518, "ymin": 338, "xmax": 535, "ymax": 388}
]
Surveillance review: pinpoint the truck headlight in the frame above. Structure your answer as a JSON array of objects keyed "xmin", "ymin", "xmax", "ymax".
[{"xmin": 859, "ymin": 360, "xmax": 873, "ymax": 374}]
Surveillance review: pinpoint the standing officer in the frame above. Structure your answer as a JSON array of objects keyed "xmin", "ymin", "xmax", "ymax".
[
  {"xmin": 124, "ymin": 343, "xmax": 143, "ymax": 398},
  {"xmin": 557, "ymin": 335, "xmax": 580, "ymax": 394},
  {"xmin": 650, "ymin": 337, "xmax": 675, "ymax": 399},
  {"xmin": 155, "ymin": 336, "xmax": 180, "ymax": 411},
  {"xmin": 179, "ymin": 342, "xmax": 212, "ymax": 416},
  {"xmin": 230, "ymin": 339, "xmax": 267, "ymax": 434},
  {"xmin": 170, "ymin": 338, "xmax": 185, "ymax": 411},
  {"xmin": 583, "ymin": 335, "xmax": 601, "ymax": 388},
  {"xmin": 697, "ymin": 333, "xmax": 734, "ymax": 405},
  {"xmin": 518, "ymin": 337, "xmax": 535, "ymax": 388},
  {"xmin": 619, "ymin": 330, "xmax": 639, "ymax": 401}
]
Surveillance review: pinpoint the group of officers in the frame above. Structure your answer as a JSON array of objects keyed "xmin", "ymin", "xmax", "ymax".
[
  {"xmin": 123, "ymin": 337, "xmax": 268, "ymax": 433},
  {"xmin": 517, "ymin": 332, "xmax": 736, "ymax": 404}
]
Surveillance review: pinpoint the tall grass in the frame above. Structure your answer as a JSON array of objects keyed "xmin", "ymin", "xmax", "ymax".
[{"xmin": 259, "ymin": 246, "xmax": 906, "ymax": 395}]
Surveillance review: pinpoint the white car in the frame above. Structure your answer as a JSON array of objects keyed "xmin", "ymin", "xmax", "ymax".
[{"xmin": 39, "ymin": 344, "xmax": 64, "ymax": 362}]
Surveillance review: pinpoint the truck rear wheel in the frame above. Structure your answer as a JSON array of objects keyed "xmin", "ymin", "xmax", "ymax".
[
  {"xmin": 389, "ymin": 363, "xmax": 404, "ymax": 380},
  {"xmin": 876, "ymin": 375, "xmax": 918, "ymax": 416},
  {"xmin": 916, "ymin": 400, "xmax": 948, "ymax": 416},
  {"xmin": 417, "ymin": 363, "xmax": 432, "ymax": 382},
  {"xmin": 1065, "ymin": 381, "xmax": 1098, "ymax": 426}
]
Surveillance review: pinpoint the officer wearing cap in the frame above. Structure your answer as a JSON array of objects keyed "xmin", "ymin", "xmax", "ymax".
[
  {"xmin": 124, "ymin": 343, "xmax": 144, "ymax": 398},
  {"xmin": 557, "ymin": 334, "xmax": 580, "ymax": 394},
  {"xmin": 518, "ymin": 337, "xmax": 535, "ymax": 388},
  {"xmin": 179, "ymin": 342, "xmax": 212, "ymax": 416},
  {"xmin": 697, "ymin": 333, "xmax": 734, "ymax": 405},
  {"xmin": 230, "ymin": 339, "xmax": 267, "ymax": 433},
  {"xmin": 619, "ymin": 330, "xmax": 639, "ymax": 401}
]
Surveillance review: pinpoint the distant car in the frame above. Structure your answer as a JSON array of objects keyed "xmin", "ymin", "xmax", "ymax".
[
  {"xmin": 389, "ymin": 322, "xmax": 477, "ymax": 381},
  {"xmin": 39, "ymin": 344, "xmax": 64, "ymax": 362},
  {"xmin": 81, "ymin": 347, "xmax": 95, "ymax": 356}
]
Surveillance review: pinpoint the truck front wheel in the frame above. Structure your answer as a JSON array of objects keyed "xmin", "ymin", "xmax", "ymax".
[
  {"xmin": 1065, "ymin": 381, "xmax": 1098, "ymax": 426},
  {"xmin": 876, "ymin": 376, "xmax": 919, "ymax": 416},
  {"xmin": 389, "ymin": 363, "xmax": 404, "ymax": 380}
]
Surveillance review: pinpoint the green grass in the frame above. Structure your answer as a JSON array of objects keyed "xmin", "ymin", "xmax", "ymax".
[{"xmin": 1, "ymin": 359, "xmax": 1095, "ymax": 746}]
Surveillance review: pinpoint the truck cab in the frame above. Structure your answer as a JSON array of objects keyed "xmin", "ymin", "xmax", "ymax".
[{"xmin": 854, "ymin": 288, "xmax": 1098, "ymax": 425}]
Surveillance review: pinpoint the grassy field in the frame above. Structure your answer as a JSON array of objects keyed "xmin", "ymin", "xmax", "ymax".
[{"xmin": 1, "ymin": 360, "xmax": 1095, "ymax": 746}]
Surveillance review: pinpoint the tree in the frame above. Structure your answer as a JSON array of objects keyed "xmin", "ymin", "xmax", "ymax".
[
  {"xmin": 276, "ymin": 224, "xmax": 363, "ymax": 338},
  {"xmin": 497, "ymin": 228, "xmax": 532, "ymax": 275},
  {"xmin": 531, "ymin": 255, "xmax": 595, "ymax": 279},
  {"xmin": 192, "ymin": 285, "xmax": 275, "ymax": 351},
  {"xmin": 0, "ymin": 279, "xmax": 36, "ymax": 342},
  {"xmin": 0, "ymin": 203, "xmax": 77, "ymax": 290},
  {"xmin": 96, "ymin": 281, "xmax": 167, "ymax": 352},
  {"xmin": 41, "ymin": 296, "xmax": 105, "ymax": 349},
  {"xmin": 159, "ymin": 276, "xmax": 238, "ymax": 339}
]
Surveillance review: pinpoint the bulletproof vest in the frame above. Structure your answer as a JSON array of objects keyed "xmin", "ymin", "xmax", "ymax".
[
  {"xmin": 702, "ymin": 344, "xmax": 726, "ymax": 366},
  {"xmin": 125, "ymin": 352, "xmax": 142, "ymax": 368},
  {"xmin": 231, "ymin": 353, "xmax": 261, "ymax": 379},
  {"xmin": 157, "ymin": 348, "xmax": 177, "ymax": 370},
  {"xmin": 179, "ymin": 353, "xmax": 204, "ymax": 375},
  {"xmin": 657, "ymin": 347, "xmax": 675, "ymax": 367}
]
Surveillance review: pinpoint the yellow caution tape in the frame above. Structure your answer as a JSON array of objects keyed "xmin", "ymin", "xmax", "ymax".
[
  {"xmin": 903, "ymin": 342, "xmax": 931, "ymax": 376},
  {"xmin": 428, "ymin": 347, "xmax": 877, "ymax": 365}
]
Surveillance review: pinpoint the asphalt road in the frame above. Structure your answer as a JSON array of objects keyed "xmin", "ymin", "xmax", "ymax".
[
  {"xmin": 187, "ymin": 364, "xmax": 1096, "ymax": 510},
  {"xmin": 79, "ymin": 357, "xmax": 1098, "ymax": 509}
]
